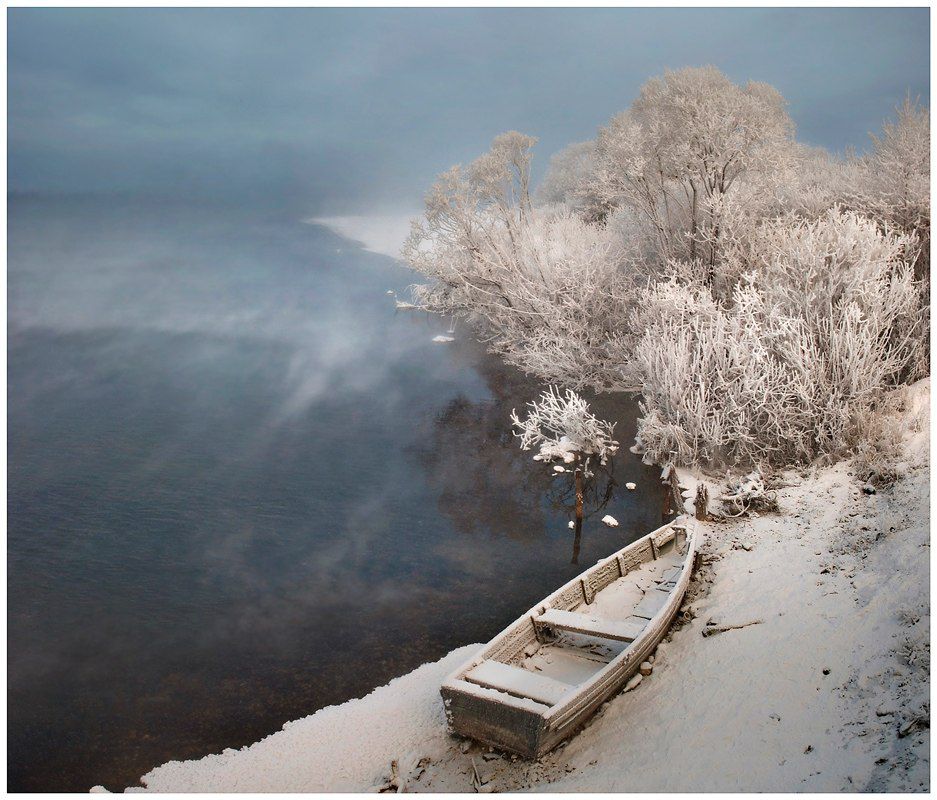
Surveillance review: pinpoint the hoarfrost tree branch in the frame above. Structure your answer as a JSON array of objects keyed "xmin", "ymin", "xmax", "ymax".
[{"xmin": 511, "ymin": 386, "xmax": 619, "ymax": 526}]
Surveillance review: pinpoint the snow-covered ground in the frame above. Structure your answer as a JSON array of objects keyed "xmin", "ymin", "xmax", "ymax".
[
  {"xmin": 307, "ymin": 214, "xmax": 417, "ymax": 260},
  {"xmin": 114, "ymin": 380, "xmax": 930, "ymax": 793}
]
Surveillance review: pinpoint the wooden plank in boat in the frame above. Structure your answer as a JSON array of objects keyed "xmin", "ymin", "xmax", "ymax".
[
  {"xmin": 654, "ymin": 566, "xmax": 682, "ymax": 585},
  {"xmin": 465, "ymin": 660, "xmax": 572, "ymax": 707},
  {"xmin": 535, "ymin": 608, "xmax": 645, "ymax": 643},
  {"xmin": 632, "ymin": 587, "xmax": 671, "ymax": 620}
]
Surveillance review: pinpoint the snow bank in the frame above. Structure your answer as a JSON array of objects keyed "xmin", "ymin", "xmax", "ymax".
[
  {"xmin": 131, "ymin": 645, "xmax": 479, "ymax": 792},
  {"xmin": 308, "ymin": 215, "xmax": 417, "ymax": 260}
]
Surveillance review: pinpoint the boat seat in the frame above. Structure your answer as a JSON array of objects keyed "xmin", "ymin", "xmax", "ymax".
[
  {"xmin": 534, "ymin": 608, "xmax": 645, "ymax": 643},
  {"xmin": 464, "ymin": 660, "xmax": 573, "ymax": 706},
  {"xmin": 632, "ymin": 586, "xmax": 671, "ymax": 620},
  {"xmin": 444, "ymin": 677, "xmax": 552, "ymax": 714}
]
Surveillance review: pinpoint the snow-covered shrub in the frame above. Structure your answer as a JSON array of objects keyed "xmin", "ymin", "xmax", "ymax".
[
  {"xmin": 721, "ymin": 471, "xmax": 779, "ymax": 516},
  {"xmin": 511, "ymin": 386, "xmax": 618, "ymax": 465},
  {"xmin": 632, "ymin": 209, "xmax": 924, "ymax": 468},
  {"xmin": 630, "ymin": 277, "xmax": 799, "ymax": 466},
  {"xmin": 852, "ymin": 413, "xmax": 903, "ymax": 489}
]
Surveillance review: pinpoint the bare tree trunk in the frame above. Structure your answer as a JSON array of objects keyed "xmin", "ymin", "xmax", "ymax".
[
  {"xmin": 662, "ymin": 464, "xmax": 686, "ymax": 519},
  {"xmin": 574, "ymin": 465, "xmax": 584, "ymax": 526}
]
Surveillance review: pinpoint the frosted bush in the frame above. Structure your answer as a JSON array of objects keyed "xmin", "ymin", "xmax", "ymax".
[
  {"xmin": 404, "ymin": 133, "xmax": 638, "ymax": 390},
  {"xmin": 632, "ymin": 209, "xmax": 924, "ymax": 468},
  {"xmin": 511, "ymin": 386, "xmax": 618, "ymax": 465}
]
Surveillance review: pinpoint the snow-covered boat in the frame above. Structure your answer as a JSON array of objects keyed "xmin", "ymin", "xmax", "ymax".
[{"xmin": 440, "ymin": 517, "xmax": 698, "ymax": 758}]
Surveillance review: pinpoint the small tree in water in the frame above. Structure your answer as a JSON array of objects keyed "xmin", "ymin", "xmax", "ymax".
[{"xmin": 511, "ymin": 387, "xmax": 619, "ymax": 528}]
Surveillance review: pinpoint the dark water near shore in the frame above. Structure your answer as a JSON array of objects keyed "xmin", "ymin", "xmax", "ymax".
[{"xmin": 8, "ymin": 196, "xmax": 667, "ymax": 792}]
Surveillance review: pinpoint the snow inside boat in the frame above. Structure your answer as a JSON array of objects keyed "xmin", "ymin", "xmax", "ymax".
[{"xmin": 440, "ymin": 517, "xmax": 698, "ymax": 758}]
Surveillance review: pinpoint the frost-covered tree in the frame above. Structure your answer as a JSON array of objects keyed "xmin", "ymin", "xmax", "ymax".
[
  {"xmin": 511, "ymin": 386, "xmax": 618, "ymax": 525},
  {"xmin": 593, "ymin": 66, "xmax": 795, "ymax": 273},
  {"xmin": 534, "ymin": 140, "xmax": 597, "ymax": 212},
  {"xmin": 404, "ymin": 135, "xmax": 637, "ymax": 391},
  {"xmin": 865, "ymin": 96, "xmax": 930, "ymax": 242}
]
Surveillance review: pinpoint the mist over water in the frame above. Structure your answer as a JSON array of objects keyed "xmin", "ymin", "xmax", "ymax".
[{"xmin": 8, "ymin": 196, "xmax": 667, "ymax": 792}]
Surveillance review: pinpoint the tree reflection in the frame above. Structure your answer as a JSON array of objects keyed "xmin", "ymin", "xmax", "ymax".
[
  {"xmin": 544, "ymin": 459, "xmax": 617, "ymax": 563},
  {"xmin": 414, "ymin": 391, "xmax": 552, "ymax": 543}
]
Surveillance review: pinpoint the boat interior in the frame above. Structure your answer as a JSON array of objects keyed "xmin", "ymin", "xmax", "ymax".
[{"xmin": 453, "ymin": 532, "xmax": 689, "ymax": 713}]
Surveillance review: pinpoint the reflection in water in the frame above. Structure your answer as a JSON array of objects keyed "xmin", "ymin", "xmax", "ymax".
[
  {"xmin": 546, "ymin": 461, "xmax": 617, "ymax": 564},
  {"xmin": 8, "ymin": 197, "xmax": 667, "ymax": 792}
]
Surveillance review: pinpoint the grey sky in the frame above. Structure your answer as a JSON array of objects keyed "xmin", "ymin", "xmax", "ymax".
[{"xmin": 8, "ymin": 8, "xmax": 930, "ymax": 212}]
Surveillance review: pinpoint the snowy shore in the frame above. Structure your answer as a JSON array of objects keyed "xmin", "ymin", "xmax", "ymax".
[
  {"xmin": 306, "ymin": 214, "xmax": 417, "ymax": 260},
  {"xmin": 114, "ymin": 380, "xmax": 929, "ymax": 793}
]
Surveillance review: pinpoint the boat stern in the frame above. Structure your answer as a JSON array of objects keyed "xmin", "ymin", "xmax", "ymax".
[{"xmin": 440, "ymin": 679, "xmax": 549, "ymax": 759}]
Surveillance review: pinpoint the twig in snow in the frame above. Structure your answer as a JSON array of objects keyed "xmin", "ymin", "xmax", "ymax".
[{"xmin": 702, "ymin": 618, "xmax": 764, "ymax": 637}]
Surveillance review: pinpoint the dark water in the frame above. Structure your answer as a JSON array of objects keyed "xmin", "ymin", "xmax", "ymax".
[{"xmin": 7, "ymin": 196, "xmax": 667, "ymax": 792}]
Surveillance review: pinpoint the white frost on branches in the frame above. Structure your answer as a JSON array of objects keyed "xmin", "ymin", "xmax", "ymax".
[
  {"xmin": 403, "ymin": 133, "xmax": 636, "ymax": 391},
  {"xmin": 511, "ymin": 387, "xmax": 619, "ymax": 465},
  {"xmin": 630, "ymin": 208, "xmax": 923, "ymax": 467},
  {"xmin": 403, "ymin": 66, "xmax": 930, "ymax": 474},
  {"xmin": 721, "ymin": 472, "xmax": 776, "ymax": 517}
]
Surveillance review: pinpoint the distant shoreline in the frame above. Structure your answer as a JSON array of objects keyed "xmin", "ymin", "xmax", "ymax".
[{"xmin": 306, "ymin": 214, "xmax": 418, "ymax": 260}]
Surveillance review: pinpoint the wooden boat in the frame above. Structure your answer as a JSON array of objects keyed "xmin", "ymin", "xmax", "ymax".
[{"xmin": 440, "ymin": 516, "xmax": 697, "ymax": 758}]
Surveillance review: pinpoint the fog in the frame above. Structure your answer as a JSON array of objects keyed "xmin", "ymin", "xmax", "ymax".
[{"xmin": 8, "ymin": 7, "xmax": 929, "ymax": 213}]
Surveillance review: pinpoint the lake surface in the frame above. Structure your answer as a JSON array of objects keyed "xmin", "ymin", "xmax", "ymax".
[{"xmin": 7, "ymin": 196, "xmax": 668, "ymax": 792}]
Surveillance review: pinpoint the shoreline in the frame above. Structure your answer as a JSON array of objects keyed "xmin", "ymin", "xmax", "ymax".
[
  {"xmin": 114, "ymin": 379, "xmax": 929, "ymax": 793},
  {"xmin": 305, "ymin": 214, "xmax": 418, "ymax": 260}
]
